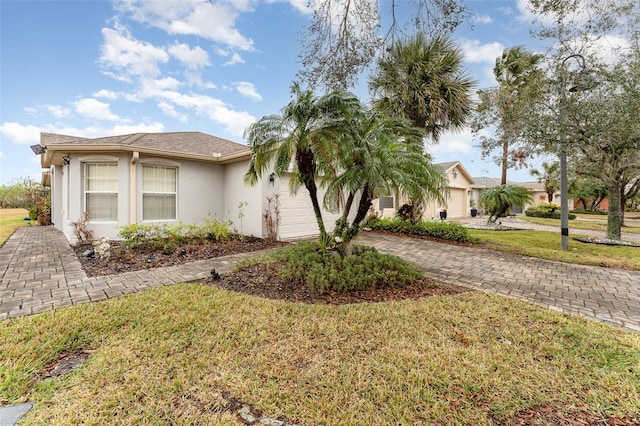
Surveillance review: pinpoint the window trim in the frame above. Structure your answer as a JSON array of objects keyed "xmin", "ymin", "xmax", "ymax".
[
  {"xmin": 83, "ymin": 162, "xmax": 118, "ymax": 222},
  {"xmin": 141, "ymin": 164, "xmax": 178, "ymax": 221}
]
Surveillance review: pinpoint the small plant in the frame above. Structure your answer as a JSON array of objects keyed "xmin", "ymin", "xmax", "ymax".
[
  {"xmin": 237, "ymin": 201, "xmax": 248, "ymax": 240},
  {"xmin": 264, "ymin": 194, "xmax": 281, "ymax": 242},
  {"xmin": 70, "ymin": 212, "xmax": 93, "ymax": 243}
]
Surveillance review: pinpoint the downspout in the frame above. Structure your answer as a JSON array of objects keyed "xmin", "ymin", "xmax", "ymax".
[{"xmin": 130, "ymin": 152, "xmax": 139, "ymax": 223}]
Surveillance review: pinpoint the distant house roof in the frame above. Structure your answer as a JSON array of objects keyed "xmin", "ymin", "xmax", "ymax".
[
  {"xmin": 472, "ymin": 176, "xmax": 545, "ymax": 191},
  {"xmin": 434, "ymin": 161, "xmax": 475, "ymax": 186},
  {"xmin": 40, "ymin": 132, "xmax": 251, "ymax": 167}
]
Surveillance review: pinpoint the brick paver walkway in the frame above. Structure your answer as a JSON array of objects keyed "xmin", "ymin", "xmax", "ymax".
[
  {"xmin": 1, "ymin": 226, "xmax": 639, "ymax": 332},
  {"xmin": 0, "ymin": 226, "xmax": 274, "ymax": 320}
]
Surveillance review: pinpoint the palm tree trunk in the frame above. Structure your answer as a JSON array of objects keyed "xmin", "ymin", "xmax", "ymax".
[
  {"xmin": 296, "ymin": 147, "xmax": 327, "ymax": 240},
  {"xmin": 501, "ymin": 140, "xmax": 508, "ymax": 185}
]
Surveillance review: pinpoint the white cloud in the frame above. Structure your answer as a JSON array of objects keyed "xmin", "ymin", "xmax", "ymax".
[
  {"xmin": 24, "ymin": 107, "xmax": 38, "ymax": 116},
  {"xmin": 157, "ymin": 90, "xmax": 255, "ymax": 137},
  {"xmin": 93, "ymin": 89, "xmax": 119, "ymax": 99},
  {"xmin": 47, "ymin": 105, "xmax": 71, "ymax": 118},
  {"xmin": 460, "ymin": 39, "xmax": 505, "ymax": 64},
  {"xmin": 114, "ymin": 0, "xmax": 255, "ymax": 51},
  {"xmin": 0, "ymin": 151, "xmax": 6, "ymax": 158},
  {"xmin": 0, "ymin": 122, "xmax": 41, "ymax": 144},
  {"xmin": 234, "ymin": 82, "xmax": 262, "ymax": 101},
  {"xmin": 427, "ymin": 128, "xmax": 475, "ymax": 156},
  {"xmin": 158, "ymin": 101, "xmax": 188, "ymax": 123},
  {"xmin": 169, "ymin": 43, "xmax": 210, "ymax": 69},
  {"xmin": 224, "ymin": 52, "xmax": 245, "ymax": 66},
  {"xmin": 99, "ymin": 24, "xmax": 169, "ymax": 79},
  {"xmin": 474, "ymin": 14, "xmax": 494, "ymax": 24},
  {"xmin": 74, "ymin": 98, "xmax": 120, "ymax": 121}
]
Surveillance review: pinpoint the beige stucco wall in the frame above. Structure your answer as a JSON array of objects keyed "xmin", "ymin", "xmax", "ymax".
[{"xmin": 224, "ymin": 160, "xmax": 266, "ymax": 238}]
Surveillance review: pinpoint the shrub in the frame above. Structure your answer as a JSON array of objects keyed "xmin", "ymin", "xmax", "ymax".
[
  {"xmin": 365, "ymin": 217, "xmax": 478, "ymax": 243},
  {"xmin": 269, "ymin": 241, "xmax": 423, "ymax": 294},
  {"xmin": 570, "ymin": 209, "xmax": 608, "ymax": 215},
  {"xmin": 525, "ymin": 209, "xmax": 576, "ymax": 220}
]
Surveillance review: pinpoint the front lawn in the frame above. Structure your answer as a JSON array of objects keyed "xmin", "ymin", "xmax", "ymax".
[
  {"xmin": 2, "ymin": 284, "xmax": 639, "ymax": 424},
  {"xmin": 521, "ymin": 215, "xmax": 640, "ymax": 234},
  {"xmin": 469, "ymin": 229, "xmax": 640, "ymax": 271},
  {"xmin": 0, "ymin": 208, "xmax": 29, "ymax": 244}
]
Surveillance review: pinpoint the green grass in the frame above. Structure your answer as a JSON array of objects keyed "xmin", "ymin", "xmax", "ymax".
[
  {"xmin": 0, "ymin": 208, "xmax": 29, "ymax": 244},
  {"xmin": 521, "ymin": 215, "xmax": 640, "ymax": 234},
  {"xmin": 2, "ymin": 284, "xmax": 639, "ymax": 424},
  {"xmin": 469, "ymin": 229, "xmax": 640, "ymax": 270}
]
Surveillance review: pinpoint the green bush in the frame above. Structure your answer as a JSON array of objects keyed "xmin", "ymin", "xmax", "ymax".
[
  {"xmin": 525, "ymin": 209, "xmax": 577, "ymax": 220},
  {"xmin": 365, "ymin": 217, "xmax": 478, "ymax": 243},
  {"xmin": 118, "ymin": 218, "xmax": 232, "ymax": 249},
  {"xmin": 570, "ymin": 209, "xmax": 608, "ymax": 215},
  {"xmin": 269, "ymin": 241, "xmax": 423, "ymax": 294}
]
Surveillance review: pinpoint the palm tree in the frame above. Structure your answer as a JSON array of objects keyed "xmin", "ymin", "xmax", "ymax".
[
  {"xmin": 245, "ymin": 84, "xmax": 359, "ymax": 241},
  {"xmin": 368, "ymin": 33, "xmax": 475, "ymax": 142},
  {"xmin": 492, "ymin": 46, "xmax": 543, "ymax": 184},
  {"xmin": 530, "ymin": 161, "xmax": 560, "ymax": 203},
  {"xmin": 324, "ymin": 109, "xmax": 448, "ymax": 253},
  {"xmin": 479, "ymin": 185, "xmax": 532, "ymax": 223}
]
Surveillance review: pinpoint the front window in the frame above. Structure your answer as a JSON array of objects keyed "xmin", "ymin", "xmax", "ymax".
[
  {"xmin": 142, "ymin": 165, "xmax": 177, "ymax": 220},
  {"xmin": 85, "ymin": 163, "xmax": 118, "ymax": 221},
  {"xmin": 379, "ymin": 196, "xmax": 395, "ymax": 209}
]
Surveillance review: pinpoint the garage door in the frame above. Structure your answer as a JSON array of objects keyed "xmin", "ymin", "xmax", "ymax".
[
  {"xmin": 278, "ymin": 175, "xmax": 343, "ymax": 240},
  {"xmin": 447, "ymin": 188, "xmax": 467, "ymax": 218}
]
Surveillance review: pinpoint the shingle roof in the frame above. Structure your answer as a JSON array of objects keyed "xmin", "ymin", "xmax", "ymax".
[
  {"xmin": 472, "ymin": 176, "xmax": 545, "ymax": 191},
  {"xmin": 41, "ymin": 131, "xmax": 248, "ymax": 157}
]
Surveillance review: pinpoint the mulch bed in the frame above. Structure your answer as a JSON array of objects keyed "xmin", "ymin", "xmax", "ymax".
[
  {"xmin": 73, "ymin": 236, "xmax": 287, "ymax": 277},
  {"xmin": 204, "ymin": 262, "xmax": 470, "ymax": 305}
]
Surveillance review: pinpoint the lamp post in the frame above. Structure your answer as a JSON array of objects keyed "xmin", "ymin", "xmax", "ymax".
[{"xmin": 559, "ymin": 54, "xmax": 592, "ymax": 250}]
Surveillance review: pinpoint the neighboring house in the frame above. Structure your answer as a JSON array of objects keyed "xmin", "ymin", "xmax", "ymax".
[
  {"xmin": 372, "ymin": 160, "xmax": 477, "ymax": 219},
  {"xmin": 37, "ymin": 132, "xmax": 344, "ymax": 243},
  {"xmin": 472, "ymin": 176, "xmax": 563, "ymax": 213}
]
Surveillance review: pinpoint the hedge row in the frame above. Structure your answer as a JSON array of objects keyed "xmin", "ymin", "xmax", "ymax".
[
  {"xmin": 366, "ymin": 217, "xmax": 479, "ymax": 243},
  {"xmin": 525, "ymin": 209, "xmax": 576, "ymax": 220},
  {"xmin": 570, "ymin": 209, "xmax": 608, "ymax": 215}
]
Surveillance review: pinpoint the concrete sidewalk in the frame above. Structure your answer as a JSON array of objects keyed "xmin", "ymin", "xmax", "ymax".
[{"xmin": 1, "ymin": 226, "xmax": 639, "ymax": 332}]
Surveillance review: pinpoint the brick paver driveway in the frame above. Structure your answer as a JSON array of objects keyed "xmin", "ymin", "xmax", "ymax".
[{"xmin": 357, "ymin": 231, "xmax": 640, "ymax": 332}]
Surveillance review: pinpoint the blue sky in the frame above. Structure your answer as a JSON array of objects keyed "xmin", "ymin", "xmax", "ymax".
[{"xmin": 1, "ymin": 0, "xmax": 554, "ymax": 185}]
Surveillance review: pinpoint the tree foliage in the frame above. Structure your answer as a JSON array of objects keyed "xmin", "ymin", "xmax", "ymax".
[
  {"xmin": 522, "ymin": 0, "xmax": 640, "ymax": 240},
  {"xmin": 369, "ymin": 33, "xmax": 475, "ymax": 142},
  {"xmin": 297, "ymin": 0, "xmax": 471, "ymax": 90}
]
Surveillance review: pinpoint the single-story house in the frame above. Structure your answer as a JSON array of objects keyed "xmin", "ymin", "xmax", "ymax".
[
  {"xmin": 37, "ymin": 132, "xmax": 346, "ymax": 243},
  {"xmin": 371, "ymin": 161, "xmax": 477, "ymax": 220},
  {"xmin": 471, "ymin": 176, "xmax": 564, "ymax": 213}
]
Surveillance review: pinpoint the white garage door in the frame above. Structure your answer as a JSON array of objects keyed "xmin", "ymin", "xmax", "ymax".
[
  {"xmin": 278, "ymin": 176, "xmax": 343, "ymax": 240},
  {"xmin": 447, "ymin": 188, "xmax": 467, "ymax": 218}
]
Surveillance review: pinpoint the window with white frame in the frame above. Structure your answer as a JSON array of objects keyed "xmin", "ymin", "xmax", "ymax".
[
  {"xmin": 142, "ymin": 165, "xmax": 177, "ymax": 220},
  {"xmin": 85, "ymin": 163, "xmax": 118, "ymax": 221}
]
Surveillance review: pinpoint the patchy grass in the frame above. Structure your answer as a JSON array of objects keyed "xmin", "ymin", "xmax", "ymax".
[
  {"xmin": 1, "ymin": 284, "xmax": 639, "ymax": 424},
  {"xmin": 469, "ymin": 229, "xmax": 640, "ymax": 270},
  {"xmin": 0, "ymin": 208, "xmax": 30, "ymax": 244},
  {"xmin": 521, "ymin": 215, "xmax": 640, "ymax": 234}
]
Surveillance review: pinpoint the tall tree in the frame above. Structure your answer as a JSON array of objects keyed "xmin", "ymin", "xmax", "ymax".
[
  {"xmin": 369, "ymin": 33, "xmax": 475, "ymax": 142},
  {"xmin": 523, "ymin": 0, "xmax": 640, "ymax": 240},
  {"xmin": 472, "ymin": 46, "xmax": 544, "ymax": 185},
  {"xmin": 298, "ymin": 0, "xmax": 471, "ymax": 90},
  {"xmin": 530, "ymin": 161, "xmax": 560, "ymax": 203},
  {"xmin": 244, "ymin": 84, "xmax": 359, "ymax": 242}
]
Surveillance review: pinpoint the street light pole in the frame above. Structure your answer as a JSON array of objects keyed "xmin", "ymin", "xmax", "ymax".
[{"xmin": 559, "ymin": 54, "xmax": 589, "ymax": 251}]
